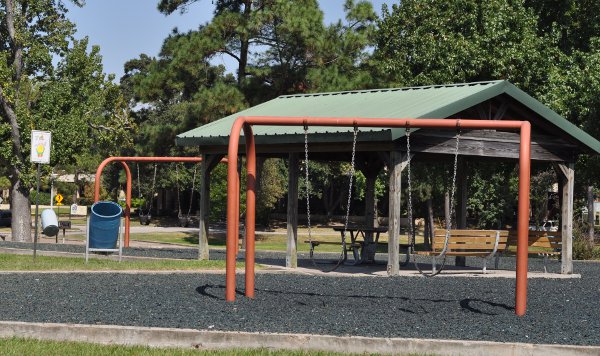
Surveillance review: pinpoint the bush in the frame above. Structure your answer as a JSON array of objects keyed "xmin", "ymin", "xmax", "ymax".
[
  {"xmin": 29, "ymin": 191, "xmax": 52, "ymax": 205},
  {"xmin": 572, "ymin": 220, "xmax": 600, "ymax": 260},
  {"xmin": 573, "ymin": 237, "xmax": 594, "ymax": 260}
]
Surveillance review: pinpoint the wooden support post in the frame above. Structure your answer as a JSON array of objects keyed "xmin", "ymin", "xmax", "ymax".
[
  {"xmin": 456, "ymin": 158, "xmax": 467, "ymax": 267},
  {"xmin": 554, "ymin": 163, "xmax": 574, "ymax": 274},
  {"xmin": 388, "ymin": 152, "xmax": 409, "ymax": 276},
  {"xmin": 198, "ymin": 154, "xmax": 222, "ymax": 260},
  {"xmin": 286, "ymin": 153, "xmax": 299, "ymax": 268}
]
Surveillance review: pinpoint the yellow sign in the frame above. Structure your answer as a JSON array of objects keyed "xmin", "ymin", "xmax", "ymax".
[{"xmin": 55, "ymin": 194, "xmax": 63, "ymax": 206}]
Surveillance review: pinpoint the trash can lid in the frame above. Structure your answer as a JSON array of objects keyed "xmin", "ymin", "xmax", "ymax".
[{"xmin": 91, "ymin": 201, "xmax": 123, "ymax": 218}]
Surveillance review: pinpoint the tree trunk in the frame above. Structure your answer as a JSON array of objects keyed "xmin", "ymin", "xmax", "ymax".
[
  {"xmin": 588, "ymin": 185, "xmax": 595, "ymax": 246},
  {"xmin": 425, "ymin": 198, "xmax": 434, "ymax": 249},
  {"xmin": 236, "ymin": 0, "xmax": 252, "ymax": 86},
  {"xmin": 444, "ymin": 191, "xmax": 450, "ymax": 229},
  {"xmin": 10, "ymin": 178, "xmax": 32, "ymax": 242}
]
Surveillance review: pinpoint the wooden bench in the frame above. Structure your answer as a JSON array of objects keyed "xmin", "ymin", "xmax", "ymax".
[
  {"xmin": 415, "ymin": 229, "xmax": 508, "ymax": 273},
  {"xmin": 496, "ymin": 230, "xmax": 562, "ymax": 273}
]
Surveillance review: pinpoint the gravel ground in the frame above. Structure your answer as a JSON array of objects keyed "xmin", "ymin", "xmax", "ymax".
[{"xmin": 0, "ymin": 241, "xmax": 599, "ymax": 346}]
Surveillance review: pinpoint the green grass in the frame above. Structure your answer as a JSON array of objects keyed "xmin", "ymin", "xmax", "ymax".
[
  {"xmin": 0, "ymin": 337, "xmax": 431, "ymax": 355},
  {"xmin": 0, "ymin": 253, "xmax": 239, "ymax": 271},
  {"xmin": 55, "ymin": 229, "xmax": 424, "ymax": 253}
]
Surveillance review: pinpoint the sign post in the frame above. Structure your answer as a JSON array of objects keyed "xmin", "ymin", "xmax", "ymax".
[{"xmin": 30, "ymin": 130, "xmax": 51, "ymax": 260}]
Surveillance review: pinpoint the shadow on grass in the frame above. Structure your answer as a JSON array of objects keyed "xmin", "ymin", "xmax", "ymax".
[{"xmin": 182, "ymin": 232, "xmax": 227, "ymax": 247}]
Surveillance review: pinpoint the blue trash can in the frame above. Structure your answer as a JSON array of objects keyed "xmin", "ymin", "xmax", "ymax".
[{"xmin": 89, "ymin": 201, "xmax": 122, "ymax": 249}]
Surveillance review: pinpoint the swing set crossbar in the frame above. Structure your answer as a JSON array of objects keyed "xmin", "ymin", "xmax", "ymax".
[{"xmin": 226, "ymin": 116, "xmax": 532, "ymax": 317}]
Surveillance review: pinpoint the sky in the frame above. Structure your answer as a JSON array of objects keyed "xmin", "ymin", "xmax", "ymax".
[{"xmin": 64, "ymin": 0, "xmax": 396, "ymax": 80}]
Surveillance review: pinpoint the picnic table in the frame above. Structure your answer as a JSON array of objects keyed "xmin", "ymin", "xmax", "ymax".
[{"xmin": 332, "ymin": 226, "xmax": 388, "ymax": 264}]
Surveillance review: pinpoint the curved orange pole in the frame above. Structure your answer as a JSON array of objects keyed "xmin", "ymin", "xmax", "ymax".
[
  {"xmin": 243, "ymin": 123, "xmax": 256, "ymax": 298},
  {"xmin": 226, "ymin": 120, "xmax": 245, "ymax": 301},
  {"xmin": 225, "ymin": 116, "xmax": 532, "ymax": 316},
  {"xmin": 122, "ymin": 162, "xmax": 132, "ymax": 246},
  {"xmin": 516, "ymin": 122, "xmax": 531, "ymax": 316}
]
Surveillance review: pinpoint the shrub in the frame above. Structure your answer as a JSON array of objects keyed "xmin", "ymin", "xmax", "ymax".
[
  {"xmin": 29, "ymin": 191, "xmax": 52, "ymax": 205},
  {"xmin": 573, "ymin": 220, "xmax": 597, "ymax": 260}
]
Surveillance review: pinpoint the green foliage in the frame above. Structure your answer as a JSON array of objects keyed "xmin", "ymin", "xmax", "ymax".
[
  {"xmin": 525, "ymin": 0, "xmax": 600, "ymax": 53},
  {"xmin": 256, "ymin": 159, "xmax": 287, "ymax": 225},
  {"xmin": 0, "ymin": 0, "xmax": 135, "ymax": 241},
  {"xmin": 468, "ymin": 162, "xmax": 518, "ymax": 228},
  {"xmin": 572, "ymin": 221, "xmax": 600, "ymax": 260},
  {"xmin": 28, "ymin": 191, "xmax": 51, "ymax": 205},
  {"xmin": 0, "ymin": 176, "xmax": 9, "ymax": 190},
  {"xmin": 208, "ymin": 163, "xmax": 247, "ymax": 222},
  {"xmin": 374, "ymin": 0, "xmax": 555, "ymax": 91},
  {"xmin": 119, "ymin": 1, "xmax": 382, "ymax": 224},
  {"xmin": 529, "ymin": 169, "xmax": 558, "ymax": 227},
  {"xmin": 306, "ymin": 0, "xmax": 378, "ymax": 92}
]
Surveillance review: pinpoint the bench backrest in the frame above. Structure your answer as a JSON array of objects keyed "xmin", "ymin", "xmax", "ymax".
[
  {"xmin": 507, "ymin": 230, "xmax": 562, "ymax": 251},
  {"xmin": 432, "ymin": 229, "xmax": 509, "ymax": 253}
]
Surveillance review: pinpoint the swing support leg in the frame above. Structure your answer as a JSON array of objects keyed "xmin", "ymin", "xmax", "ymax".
[{"xmin": 225, "ymin": 117, "xmax": 530, "ymax": 317}]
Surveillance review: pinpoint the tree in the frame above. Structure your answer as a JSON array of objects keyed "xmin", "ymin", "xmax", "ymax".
[
  {"xmin": 374, "ymin": 0, "xmax": 554, "ymax": 93},
  {"xmin": 0, "ymin": 0, "xmax": 80, "ymax": 241},
  {"xmin": 525, "ymin": 0, "xmax": 600, "ymax": 53},
  {"xmin": 0, "ymin": 0, "xmax": 133, "ymax": 241},
  {"xmin": 123, "ymin": 1, "xmax": 376, "ymax": 222}
]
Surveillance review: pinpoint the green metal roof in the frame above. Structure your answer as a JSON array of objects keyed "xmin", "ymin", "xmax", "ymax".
[{"xmin": 176, "ymin": 80, "xmax": 600, "ymax": 154}]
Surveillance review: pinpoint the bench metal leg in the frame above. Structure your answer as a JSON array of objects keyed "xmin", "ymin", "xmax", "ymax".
[
  {"xmin": 351, "ymin": 246, "xmax": 360, "ymax": 264},
  {"xmin": 482, "ymin": 258, "xmax": 488, "ymax": 274},
  {"xmin": 543, "ymin": 255, "xmax": 548, "ymax": 273},
  {"xmin": 431, "ymin": 257, "xmax": 437, "ymax": 274}
]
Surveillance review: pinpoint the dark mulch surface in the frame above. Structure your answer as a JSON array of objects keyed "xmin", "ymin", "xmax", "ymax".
[{"xmin": 0, "ymin": 241, "xmax": 599, "ymax": 346}]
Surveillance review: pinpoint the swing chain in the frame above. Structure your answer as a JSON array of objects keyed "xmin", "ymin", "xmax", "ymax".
[
  {"xmin": 148, "ymin": 164, "xmax": 157, "ymax": 213},
  {"xmin": 188, "ymin": 165, "xmax": 198, "ymax": 218},
  {"xmin": 447, "ymin": 126, "xmax": 461, "ymax": 230},
  {"xmin": 175, "ymin": 164, "xmax": 182, "ymax": 217},
  {"xmin": 406, "ymin": 127, "xmax": 414, "ymax": 249},
  {"xmin": 137, "ymin": 164, "xmax": 142, "ymax": 199},
  {"xmin": 139, "ymin": 164, "xmax": 157, "ymax": 217},
  {"xmin": 342, "ymin": 125, "xmax": 359, "ymax": 247},
  {"xmin": 303, "ymin": 125, "xmax": 313, "ymax": 244}
]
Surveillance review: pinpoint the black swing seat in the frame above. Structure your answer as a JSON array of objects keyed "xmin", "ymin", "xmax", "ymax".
[
  {"xmin": 139, "ymin": 213, "xmax": 151, "ymax": 225},
  {"xmin": 414, "ymin": 229, "xmax": 508, "ymax": 273},
  {"xmin": 178, "ymin": 215, "xmax": 196, "ymax": 227}
]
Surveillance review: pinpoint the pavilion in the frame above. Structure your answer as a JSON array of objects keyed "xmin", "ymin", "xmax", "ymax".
[{"xmin": 176, "ymin": 80, "xmax": 600, "ymax": 274}]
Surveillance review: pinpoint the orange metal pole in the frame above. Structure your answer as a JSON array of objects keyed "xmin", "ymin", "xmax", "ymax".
[
  {"xmin": 515, "ymin": 122, "xmax": 531, "ymax": 316},
  {"xmin": 122, "ymin": 162, "xmax": 132, "ymax": 247},
  {"xmin": 243, "ymin": 123, "xmax": 256, "ymax": 298},
  {"xmin": 226, "ymin": 121, "xmax": 245, "ymax": 302},
  {"xmin": 236, "ymin": 168, "xmax": 240, "ymax": 255},
  {"xmin": 240, "ymin": 116, "xmax": 525, "ymax": 130},
  {"xmin": 225, "ymin": 116, "xmax": 531, "ymax": 316}
]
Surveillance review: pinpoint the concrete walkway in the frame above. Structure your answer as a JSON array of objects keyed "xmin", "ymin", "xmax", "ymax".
[{"xmin": 0, "ymin": 321, "xmax": 598, "ymax": 355}]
